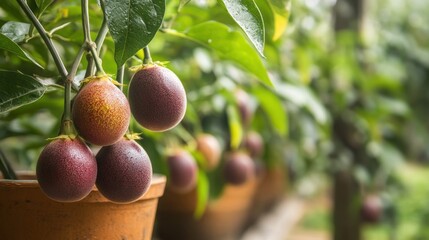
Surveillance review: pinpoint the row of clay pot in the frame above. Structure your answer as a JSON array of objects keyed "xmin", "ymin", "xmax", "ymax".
[{"xmin": 0, "ymin": 167, "xmax": 287, "ymax": 240}]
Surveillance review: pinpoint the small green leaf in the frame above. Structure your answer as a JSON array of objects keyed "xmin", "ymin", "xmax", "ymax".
[
  {"xmin": 0, "ymin": 71, "xmax": 47, "ymax": 113},
  {"xmin": 104, "ymin": 0, "xmax": 166, "ymax": 66},
  {"xmin": 221, "ymin": 0, "xmax": 265, "ymax": 56},
  {"xmin": 0, "ymin": 33, "xmax": 43, "ymax": 68},
  {"xmin": 252, "ymin": 87, "xmax": 288, "ymax": 135},
  {"xmin": 1, "ymin": 21, "xmax": 30, "ymax": 43},
  {"xmin": 194, "ymin": 170, "xmax": 209, "ymax": 219},
  {"xmin": 166, "ymin": 21, "xmax": 272, "ymax": 86},
  {"xmin": 227, "ymin": 104, "xmax": 243, "ymax": 149},
  {"xmin": 35, "ymin": 0, "xmax": 53, "ymax": 14}
]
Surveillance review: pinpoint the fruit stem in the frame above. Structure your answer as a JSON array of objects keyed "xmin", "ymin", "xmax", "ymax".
[
  {"xmin": 143, "ymin": 46, "xmax": 153, "ymax": 65},
  {"xmin": 116, "ymin": 65, "xmax": 125, "ymax": 91},
  {"xmin": 85, "ymin": 14, "xmax": 108, "ymax": 77},
  {"xmin": 60, "ymin": 45, "xmax": 86, "ymax": 135},
  {"xmin": 17, "ymin": 0, "xmax": 68, "ymax": 79},
  {"xmin": 81, "ymin": 0, "xmax": 106, "ymax": 76}
]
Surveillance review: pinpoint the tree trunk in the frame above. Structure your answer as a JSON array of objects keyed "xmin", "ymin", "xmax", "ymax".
[{"xmin": 332, "ymin": 1, "xmax": 367, "ymax": 239}]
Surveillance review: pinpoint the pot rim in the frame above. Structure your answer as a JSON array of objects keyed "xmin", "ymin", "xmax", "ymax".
[{"xmin": 0, "ymin": 171, "xmax": 166, "ymax": 203}]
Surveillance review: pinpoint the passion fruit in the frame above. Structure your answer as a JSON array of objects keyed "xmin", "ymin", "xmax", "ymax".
[
  {"xmin": 128, "ymin": 65, "xmax": 187, "ymax": 132},
  {"xmin": 36, "ymin": 137, "xmax": 97, "ymax": 202},
  {"xmin": 196, "ymin": 133, "xmax": 221, "ymax": 171},
  {"xmin": 72, "ymin": 76, "xmax": 130, "ymax": 146},
  {"xmin": 223, "ymin": 151, "xmax": 254, "ymax": 185},
  {"xmin": 244, "ymin": 131, "xmax": 264, "ymax": 159},
  {"xmin": 361, "ymin": 194, "xmax": 383, "ymax": 223},
  {"xmin": 96, "ymin": 138, "xmax": 152, "ymax": 203},
  {"xmin": 235, "ymin": 89, "xmax": 252, "ymax": 127},
  {"xmin": 167, "ymin": 149, "xmax": 197, "ymax": 193}
]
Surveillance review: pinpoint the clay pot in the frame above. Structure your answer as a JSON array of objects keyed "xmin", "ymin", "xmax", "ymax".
[
  {"xmin": 156, "ymin": 177, "xmax": 258, "ymax": 240},
  {"xmin": 0, "ymin": 172, "xmax": 166, "ymax": 240}
]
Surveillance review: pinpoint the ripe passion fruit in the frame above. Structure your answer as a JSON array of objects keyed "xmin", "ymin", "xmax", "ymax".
[
  {"xmin": 96, "ymin": 138, "xmax": 152, "ymax": 203},
  {"xmin": 36, "ymin": 137, "xmax": 97, "ymax": 202},
  {"xmin": 166, "ymin": 149, "xmax": 197, "ymax": 193},
  {"xmin": 196, "ymin": 133, "xmax": 221, "ymax": 171},
  {"xmin": 128, "ymin": 65, "xmax": 186, "ymax": 132},
  {"xmin": 223, "ymin": 151, "xmax": 254, "ymax": 185},
  {"xmin": 72, "ymin": 76, "xmax": 130, "ymax": 146}
]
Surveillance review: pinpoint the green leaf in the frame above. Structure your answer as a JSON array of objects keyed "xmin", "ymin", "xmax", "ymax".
[
  {"xmin": 0, "ymin": 71, "xmax": 47, "ymax": 113},
  {"xmin": 104, "ymin": 0, "xmax": 166, "ymax": 66},
  {"xmin": 35, "ymin": 0, "xmax": 53, "ymax": 14},
  {"xmin": 227, "ymin": 104, "xmax": 243, "ymax": 149},
  {"xmin": 221, "ymin": 0, "xmax": 265, "ymax": 56},
  {"xmin": 194, "ymin": 170, "xmax": 209, "ymax": 219},
  {"xmin": 1, "ymin": 21, "xmax": 30, "ymax": 43},
  {"xmin": 166, "ymin": 21, "xmax": 272, "ymax": 86},
  {"xmin": 252, "ymin": 87, "xmax": 288, "ymax": 135},
  {"xmin": 0, "ymin": 33, "xmax": 43, "ymax": 68}
]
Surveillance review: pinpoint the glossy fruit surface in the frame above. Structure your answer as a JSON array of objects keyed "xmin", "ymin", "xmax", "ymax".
[
  {"xmin": 128, "ymin": 65, "xmax": 186, "ymax": 132},
  {"xmin": 167, "ymin": 149, "xmax": 197, "ymax": 193},
  {"xmin": 244, "ymin": 131, "xmax": 264, "ymax": 159},
  {"xmin": 72, "ymin": 77, "xmax": 130, "ymax": 146},
  {"xmin": 36, "ymin": 138, "xmax": 97, "ymax": 202},
  {"xmin": 196, "ymin": 133, "xmax": 221, "ymax": 170},
  {"xmin": 223, "ymin": 151, "xmax": 254, "ymax": 185},
  {"xmin": 96, "ymin": 138, "xmax": 152, "ymax": 203}
]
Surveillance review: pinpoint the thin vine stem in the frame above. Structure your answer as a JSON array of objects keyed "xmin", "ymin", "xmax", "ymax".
[
  {"xmin": 17, "ymin": 0, "xmax": 68, "ymax": 79},
  {"xmin": 116, "ymin": 65, "xmax": 125, "ymax": 91},
  {"xmin": 85, "ymin": 18, "xmax": 108, "ymax": 77},
  {"xmin": 81, "ymin": 0, "xmax": 105, "ymax": 75}
]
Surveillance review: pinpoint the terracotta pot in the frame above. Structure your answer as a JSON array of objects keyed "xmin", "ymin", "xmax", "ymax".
[
  {"xmin": 244, "ymin": 167, "xmax": 287, "ymax": 229},
  {"xmin": 156, "ymin": 177, "xmax": 258, "ymax": 240},
  {"xmin": 0, "ymin": 172, "xmax": 166, "ymax": 240}
]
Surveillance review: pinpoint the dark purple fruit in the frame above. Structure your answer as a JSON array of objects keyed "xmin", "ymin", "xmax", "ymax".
[
  {"xmin": 235, "ymin": 89, "xmax": 252, "ymax": 127},
  {"xmin": 36, "ymin": 138, "xmax": 97, "ymax": 202},
  {"xmin": 223, "ymin": 152, "xmax": 254, "ymax": 185},
  {"xmin": 361, "ymin": 194, "xmax": 383, "ymax": 223},
  {"xmin": 244, "ymin": 131, "xmax": 264, "ymax": 159},
  {"xmin": 167, "ymin": 149, "xmax": 197, "ymax": 193},
  {"xmin": 96, "ymin": 138, "xmax": 152, "ymax": 203},
  {"xmin": 196, "ymin": 133, "xmax": 221, "ymax": 171},
  {"xmin": 128, "ymin": 65, "xmax": 187, "ymax": 132},
  {"xmin": 72, "ymin": 77, "xmax": 130, "ymax": 146}
]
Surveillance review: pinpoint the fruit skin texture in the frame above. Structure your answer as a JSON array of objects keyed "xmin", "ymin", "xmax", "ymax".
[
  {"xmin": 72, "ymin": 78, "xmax": 131, "ymax": 146},
  {"xmin": 361, "ymin": 194, "xmax": 383, "ymax": 223},
  {"xmin": 128, "ymin": 65, "xmax": 187, "ymax": 132},
  {"xmin": 196, "ymin": 133, "xmax": 221, "ymax": 171},
  {"xmin": 167, "ymin": 149, "xmax": 197, "ymax": 193},
  {"xmin": 223, "ymin": 151, "xmax": 254, "ymax": 185},
  {"xmin": 96, "ymin": 138, "xmax": 152, "ymax": 203},
  {"xmin": 36, "ymin": 138, "xmax": 97, "ymax": 202},
  {"xmin": 244, "ymin": 131, "xmax": 264, "ymax": 159}
]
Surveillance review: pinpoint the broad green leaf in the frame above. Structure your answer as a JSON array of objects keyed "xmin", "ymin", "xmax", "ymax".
[
  {"xmin": 166, "ymin": 21, "xmax": 272, "ymax": 86},
  {"xmin": 0, "ymin": 33, "xmax": 42, "ymax": 68},
  {"xmin": 227, "ymin": 104, "xmax": 243, "ymax": 149},
  {"xmin": 0, "ymin": 71, "xmax": 47, "ymax": 113},
  {"xmin": 1, "ymin": 21, "xmax": 30, "ymax": 43},
  {"xmin": 194, "ymin": 170, "xmax": 209, "ymax": 219},
  {"xmin": 252, "ymin": 87, "xmax": 288, "ymax": 135},
  {"xmin": 221, "ymin": 0, "xmax": 265, "ymax": 56},
  {"xmin": 104, "ymin": 0, "xmax": 165, "ymax": 66}
]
